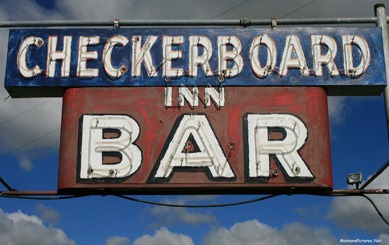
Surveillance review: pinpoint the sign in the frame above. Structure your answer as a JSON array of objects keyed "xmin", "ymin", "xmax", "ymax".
[
  {"xmin": 58, "ymin": 87, "xmax": 332, "ymax": 194},
  {"xmin": 5, "ymin": 27, "xmax": 386, "ymax": 97}
]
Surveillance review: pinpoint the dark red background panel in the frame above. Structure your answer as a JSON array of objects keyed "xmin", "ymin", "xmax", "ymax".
[{"xmin": 58, "ymin": 87, "xmax": 332, "ymax": 194}]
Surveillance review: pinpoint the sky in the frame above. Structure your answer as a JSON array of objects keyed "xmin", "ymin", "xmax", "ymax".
[{"xmin": 0, "ymin": 0, "xmax": 389, "ymax": 244}]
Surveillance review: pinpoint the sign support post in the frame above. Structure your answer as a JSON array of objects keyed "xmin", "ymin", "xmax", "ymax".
[{"xmin": 375, "ymin": 4, "xmax": 389, "ymax": 139}]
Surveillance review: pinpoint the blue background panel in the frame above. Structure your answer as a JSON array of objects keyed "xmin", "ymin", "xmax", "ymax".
[{"xmin": 4, "ymin": 27, "xmax": 386, "ymax": 97}]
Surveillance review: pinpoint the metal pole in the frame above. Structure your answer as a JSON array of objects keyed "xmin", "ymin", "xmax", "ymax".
[
  {"xmin": 375, "ymin": 4, "xmax": 389, "ymax": 140},
  {"xmin": 0, "ymin": 17, "xmax": 379, "ymax": 29},
  {"xmin": 360, "ymin": 160, "xmax": 389, "ymax": 189}
]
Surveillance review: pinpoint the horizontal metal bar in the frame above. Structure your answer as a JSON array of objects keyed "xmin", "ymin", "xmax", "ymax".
[
  {"xmin": 1, "ymin": 189, "xmax": 388, "ymax": 197},
  {"xmin": 0, "ymin": 16, "xmax": 382, "ymax": 29},
  {"xmin": 329, "ymin": 189, "xmax": 389, "ymax": 196},
  {"xmin": 1, "ymin": 190, "xmax": 58, "ymax": 196}
]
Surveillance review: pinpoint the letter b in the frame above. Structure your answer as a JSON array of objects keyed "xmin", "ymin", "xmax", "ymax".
[{"xmin": 79, "ymin": 115, "xmax": 142, "ymax": 179}]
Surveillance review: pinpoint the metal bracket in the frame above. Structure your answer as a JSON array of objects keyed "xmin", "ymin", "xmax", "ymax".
[
  {"xmin": 271, "ymin": 18, "xmax": 277, "ymax": 28},
  {"xmin": 113, "ymin": 19, "xmax": 120, "ymax": 29},
  {"xmin": 240, "ymin": 17, "xmax": 251, "ymax": 27}
]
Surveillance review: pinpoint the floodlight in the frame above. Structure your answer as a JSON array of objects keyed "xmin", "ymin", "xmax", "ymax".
[{"xmin": 347, "ymin": 172, "xmax": 362, "ymax": 188}]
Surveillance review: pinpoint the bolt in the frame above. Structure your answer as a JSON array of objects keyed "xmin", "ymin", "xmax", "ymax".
[
  {"xmin": 119, "ymin": 66, "xmax": 127, "ymax": 74},
  {"xmin": 292, "ymin": 165, "xmax": 301, "ymax": 175},
  {"xmin": 228, "ymin": 142, "xmax": 235, "ymax": 149},
  {"xmin": 87, "ymin": 168, "xmax": 94, "ymax": 175},
  {"xmin": 271, "ymin": 169, "xmax": 279, "ymax": 177},
  {"xmin": 36, "ymin": 39, "xmax": 44, "ymax": 47}
]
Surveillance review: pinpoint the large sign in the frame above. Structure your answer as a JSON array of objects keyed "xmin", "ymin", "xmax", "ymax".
[
  {"xmin": 5, "ymin": 27, "xmax": 386, "ymax": 97},
  {"xmin": 58, "ymin": 87, "xmax": 332, "ymax": 194}
]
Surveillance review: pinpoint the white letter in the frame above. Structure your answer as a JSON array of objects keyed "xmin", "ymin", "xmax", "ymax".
[
  {"xmin": 164, "ymin": 87, "xmax": 172, "ymax": 107},
  {"xmin": 163, "ymin": 36, "xmax": 184, "ymax": 77},
  {"xmin": 77, "ymin": 36, "xmax": 99, "ymax": 77},
  {"xmin": 80, "ymin": 115, "xmax": 142, "ymax": 179},
  {"xmin": 154, "ymin": 115, "xmax": 234, "ymax": 179},
  {"xmin": 246, "ymin": 114, "xmax": 313, "ymax": 178},
  {"xmin": 218, "ymin": 36, "xmax": 243, "ymax": 77},
  {"xmin": 103, "ymin": 35, "xmax": 129, "ymax": 78},
  {"xmin": 342, "ymin": 35, "xmax": 370, "ymax": 77},
  {"xmin": 279, "ymin": 35, "xmax": 309, "ymax": 77},
  {"xmin": 178, "ymin": 86, "xmax": 199, "ymax": 108},
  {"xmin": 311, "ymin": 35, "xmax": 339, "ymax": 76},
  {"xmin": 249, "ymin": 35, "xmax": 277, "ymax": 78},
  {"xmin": 204, "ymin": 86, "xmax": 225, "ymax": 108},
  {"xmin": 188, "ymin": 35, "xmax": 214, "ymax": 77},
  {"xmin": 17, "ymin": 36, "xmax": 44, "ymax": 78},
  {"xmin": 46, "ymin": 36, "xmax": 72, "ymax": 77},
  {"xmin": 132, "ymin": 35, "xmax": 158, "ymax": 77}
]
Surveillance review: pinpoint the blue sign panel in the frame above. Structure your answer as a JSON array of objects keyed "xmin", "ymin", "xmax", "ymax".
[{"xmin": 4, "ymin": 27, "xmax": 386, "ymax": 97}]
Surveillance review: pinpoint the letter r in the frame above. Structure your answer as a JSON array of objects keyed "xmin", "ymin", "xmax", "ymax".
[{"xmin": 245, "ymin": 114, "xmax": 313, "ymax": 178}]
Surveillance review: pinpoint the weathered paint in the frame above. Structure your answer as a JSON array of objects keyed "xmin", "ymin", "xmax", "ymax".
[
  {"xmin": 58, "ymin": 87, "xmax": 332, "ymax": 194},
  {"xmin": 5, "ymin": 27, "xmax": 385, "ymax": 97}
]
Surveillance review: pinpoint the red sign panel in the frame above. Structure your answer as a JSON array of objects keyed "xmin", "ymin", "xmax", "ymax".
[{"xmin": 58, "ymin": 87, "xmax": 332, "ymax": 194}]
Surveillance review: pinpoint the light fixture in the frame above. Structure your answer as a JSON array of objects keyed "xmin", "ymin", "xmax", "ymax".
[{"xmin": 347, "ymin": 172, "xmax": 362, "ymax": 189}]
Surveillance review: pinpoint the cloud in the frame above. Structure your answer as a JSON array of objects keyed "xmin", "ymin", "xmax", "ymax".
[
  {"xmin": 105, "ymin": 236, "xmax": 130, "ymax": 245},
  {"xmin": 0, "ymin": 209, "xmax": 75, "ymax": 245},
  {"xmin": 0, "ymin": 0, "xmax": 63, "ymax": 21},
  {"xmin": 34, "ymin": 203, "xmax": 61, "ymax": 225},
  {"xmin": 146, "ymin": 196, "xmax": 218, "ymax": 227},
  {"xmin": 133, "ymin": 227, "xmax": 194, "ymax": 245},
  {"xmin": 0, "ymin": 1, "xmax": 63, "ymax": 163},
  {"xmin": 18, "ymin": 155, "xmax": 33, "ymax": 171},
  {"xmin": 327, "ymin": 167, "xmax": 389, "ymax": 235},
  {"xmin": 327, "ymin": 96, "xmax": 348, "ymax": 124},
  {"xmin": 55, "ymin": 0, "xmax": 136, "ymax": 20},
  {"xmin": 204, "ymin": 220, "xmax": 337, "ymax": 245}
]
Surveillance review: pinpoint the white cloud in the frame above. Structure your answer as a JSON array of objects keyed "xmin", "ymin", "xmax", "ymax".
[
  {"xmin": 18, "ymin": 155, "xmax": 33, "ymax": 171},
  {"xmin": 105, "ymin": 236, "xmax": 130, "ymax": 245},
  {"xmin": 0, "ymin": 0, "xmax": 63, "ymax": 21},
  {"xmin": 0, "ymin": 5, "xmax": 59, "ymax": 175},
  {"xmin": 0, "ymin": 1, "xmax": 64, "ymax": 164},
  {"xmin": 133, "ymin": 227, "xmax": 193, "ymax": 245},
  {"xmin": 0, "ymin": 209, "xmax": 75, "ymax": 245},
  {"xmin": 55, "ymin": 0, "xmax": 136, "ymax": 20},
  {"xmin": 34, "ymin": 203, "xmax": 60, "ymax": 225},
  {"xmin": 327, "ymin": 168, "xmax": 389, "ymax": 235},
  {"xmin": 379, "ymin": 233, "xmax": 389, "ymax": 242},
  {"xmin": 147, "ymin": 196, "xmax": 218, "ymax": 227},
  {"xmin": 327, "ymin": 96, "xmax": 348, "ymax": 124},
  {"xmin": 55, "ymin": 0, "xmax": 220, "ymax": 20},
  {"xmin": 204, "ymin": 220, "xmax": 337, "ymax": 245}
]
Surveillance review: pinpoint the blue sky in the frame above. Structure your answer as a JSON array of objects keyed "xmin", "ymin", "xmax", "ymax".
[{"xmin": 0, "ymin": 0, "xmax": 389, "ymax": 244}]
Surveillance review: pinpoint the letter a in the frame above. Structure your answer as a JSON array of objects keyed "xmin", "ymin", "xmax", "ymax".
[{"xmin": 153, "ymin": 114, "xmax": 234, "ymax": 180}]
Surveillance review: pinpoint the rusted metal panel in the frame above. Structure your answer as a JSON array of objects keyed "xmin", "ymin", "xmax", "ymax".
[
  {"xmin": 5, "ymin": 27, "xmax": 386, "ymax": 97},
  {"xmin": 58, "ymin": 87, "xmax": 332, "ymax": 194}
]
